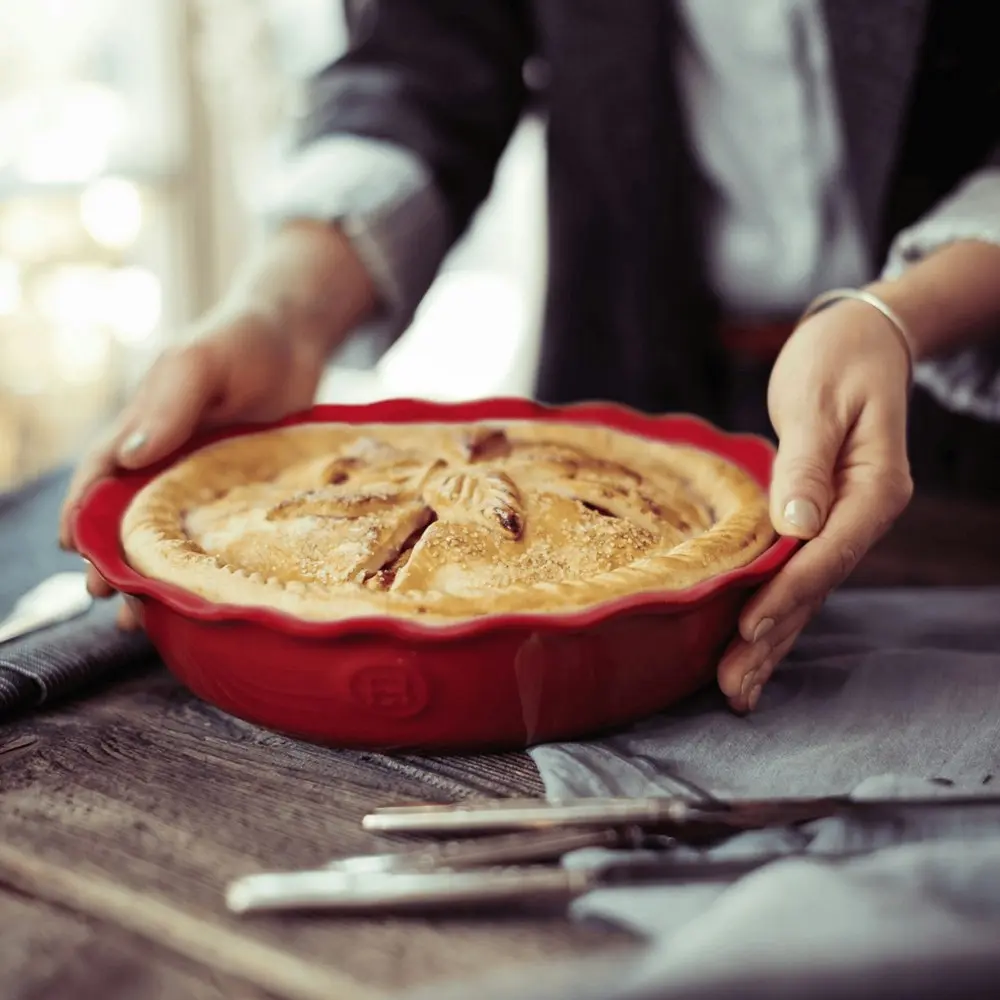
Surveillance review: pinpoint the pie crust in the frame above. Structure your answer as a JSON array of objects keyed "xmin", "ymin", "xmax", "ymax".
[{"xmin": 120, "ymin": 421, "xmax": 775, "ymax": 622}]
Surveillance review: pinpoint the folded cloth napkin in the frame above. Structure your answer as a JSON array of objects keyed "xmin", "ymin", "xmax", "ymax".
[
  {"xmin": 406, "ymin": 588, "xmax": 1000, "ymax": 1000},
  {"xmin": 0, "ymin": 600, "xmax": 153, "ymax": 718},
  {"xmin": 531, "ymin": 587, "xmax": 1000, "ymax": 801},
  {"xmin": 0, "ymin": 468, "xmax": 153, "ymax": 719}
]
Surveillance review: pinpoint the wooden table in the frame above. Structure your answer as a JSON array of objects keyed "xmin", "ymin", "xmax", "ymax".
[
  {"xmin": 1, "ymin": 493, "xmax": 998, "ymax": 1000},
  {"xmin": 0, "ymin": 672, "xmax": 636, "ymax": 1000}
]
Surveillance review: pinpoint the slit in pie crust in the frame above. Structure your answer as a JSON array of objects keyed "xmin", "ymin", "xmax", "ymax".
[{"xmin": 120, "ymin": 421, "xmax": 775, "ymax": 622}]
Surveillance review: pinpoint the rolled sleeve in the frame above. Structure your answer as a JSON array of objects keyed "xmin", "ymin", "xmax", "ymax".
[
  {"xmin": 882, "ymin": 168, "xmax": 1000, "ymax": 422},
  {"xmin": 260, "ymin": 135, "xmax": 452, "ymax": 338}
]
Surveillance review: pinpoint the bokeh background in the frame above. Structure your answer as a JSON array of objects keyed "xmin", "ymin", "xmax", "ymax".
[{"xmin": 0, "ymin": 0, "xmax": 547, "ymax": 490}]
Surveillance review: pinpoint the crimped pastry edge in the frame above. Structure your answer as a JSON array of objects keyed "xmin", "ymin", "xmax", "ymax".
[{"xmin": 120, "ymin": 421, "xmax": 775, "ymax": 623}]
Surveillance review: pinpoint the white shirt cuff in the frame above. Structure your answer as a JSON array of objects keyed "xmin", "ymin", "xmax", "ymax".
[
  {"xmin": 882, "ymin": 168, "xmax": 1000, "ymax": 422},
  {"xmin": 260, "ymin": 135, "xmax": 452, "ymax": 338}
]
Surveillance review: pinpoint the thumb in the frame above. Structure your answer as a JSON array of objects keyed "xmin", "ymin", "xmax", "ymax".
[
  {"xmin": 769, "ymin": 420, "xmax": 841, "ymax": 539},
  {"xmin": 116, "ymin": 343, "xmax": 220, "ymax": 469}
]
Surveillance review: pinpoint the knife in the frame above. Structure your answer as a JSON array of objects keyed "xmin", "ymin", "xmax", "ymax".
[
  {"xmin": 362, "ymin": 793, "xmax": 1000, "ymax": 837},
  {"xmin": 362, "ymin": 796, "xmax": 695, "ymax": 834},
  {"xmin": 320, "ymin": 826, "xmax": 636, "ymax": 874},
  {"xmin": 226, "ymin": 850, "xmax": 860, "ymax": 915}
]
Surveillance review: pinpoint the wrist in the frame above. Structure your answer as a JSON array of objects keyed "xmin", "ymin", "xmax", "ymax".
[
  {"xmin": 863, "ymin": 277, "xmax": 936, "ymax": 364},
  {"xmin": 799, "ymin": 288, "xmax": 914, "ymax": 383},
  {"xmin": 226, "ymin": 220, "xmax": 378, "ymax": 358},
  {"xmin": 867, "ymin": 239, "xmax": 1000, "ymax": 362}
]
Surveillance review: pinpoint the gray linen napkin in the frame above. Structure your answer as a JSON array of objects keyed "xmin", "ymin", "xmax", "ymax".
[
  {"xmin": 525, "ymin": 588, "xmax": 1000, "ymax": 999},
  {"xmin": 0, "ymin": 600, "xmax": 153, "ymax": 718},
  {"xmin": 0, "ymin": 469, "xmax": 153, "ymax": 719},
  {"xmin": 531, "ymin": 587, "xmax": 1000, "ymax": 802},
  {"xmin": 406, "ymin": 588, "xmax": 1000, "ymax": 1000}
]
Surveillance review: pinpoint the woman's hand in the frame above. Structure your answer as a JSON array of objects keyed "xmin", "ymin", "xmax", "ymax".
[
  {"xmin": 718, "ymin": 238, "xmax": 1000, "ymax": 712},
  {"xmin": 717, "ymin": 297, "xmax": 913, "ymax": 711},
  {"xmin": 59, "ymin": 221, "xmax": 376, "ymax": 628}
]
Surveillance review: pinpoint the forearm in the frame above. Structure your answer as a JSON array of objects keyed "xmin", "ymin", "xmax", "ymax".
[
  {"xmin": 254, "ymin": 1, "xmax": 533, "ymax": 345},
  {"xmin": 869, "ymin": 239, "xmax": 1000, "ymax": 362},
  {"xmin": 217, "ymin": 220, "xmax": 377, "ymax": 359},
  {"xmin": 260, "ymin": 136, "xmax": 451, "ymax": 342}
]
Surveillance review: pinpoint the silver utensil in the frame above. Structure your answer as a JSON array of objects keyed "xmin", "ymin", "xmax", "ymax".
[
  {"xmin": 322, "ymin": 826, "xmax": 629, "ymax": 875},
  {"xmin": 227, "ymin": 851, "xmax": 858, "ymax": 916},
  {"xmin": 362, "ymin": 796, "xmax": 695, "ymax": 834},
  {"xmin": 362, "ymin": 793, "xmax": 1000, "ymax": 837},
  {"xmin": 0, "ymin": 572, "xmax": 92, "ymax": 645},
  {"xmin": 225, "ymin": 827, "xmax": 644, "ymax": 913},
  {"xmin": 227, "ymin": 865, "xmax": 592, "ymax": 915}
]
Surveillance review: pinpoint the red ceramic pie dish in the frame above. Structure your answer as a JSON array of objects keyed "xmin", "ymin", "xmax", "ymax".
[{"xmin": 73, "ymin": 398, "xmax": 796, "ymax": 752}]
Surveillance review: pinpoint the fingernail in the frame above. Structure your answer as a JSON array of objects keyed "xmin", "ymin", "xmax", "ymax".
[
  {"xmin": 120, "ymin": 431, "xmax": 147, "ymax": 458},
  {"xmin": 783, "ymin": 498, "xmax": 821, "ymax": 534},
  {"xmin": 752, "ymin": 617, "xmax": 775, "ymax": 643},
  {"xmin": 747, "ymin": 683, "xmax": 763, "ymax": 711},
  {"xmin": 740, "ymin": 669, "xmax": 758, "ymax": 698}
]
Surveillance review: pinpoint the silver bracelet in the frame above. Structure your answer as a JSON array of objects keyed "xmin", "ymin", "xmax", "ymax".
[{"xmin": 798, "ymin": 287, "xmax": 916, "ymax": 385}]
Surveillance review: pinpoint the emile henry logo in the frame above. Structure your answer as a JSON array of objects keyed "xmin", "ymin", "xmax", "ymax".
[{"xmin": 347, "ymin": 658, "xmax": 430, "ymax": 718}]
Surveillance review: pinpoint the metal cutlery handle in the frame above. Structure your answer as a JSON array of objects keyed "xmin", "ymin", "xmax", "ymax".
[
  {"xmin": 227, "ymin": 866, "xmax": 591, "ymax": 915},
  {"xmin": 363, "ymin": 793, "xmax": 1000, "ymax": 838},
  {"xmin": 0, "ymin": 572, "xmax": 92, "ymax": 645},
  {"xmin": 324, "ymin": 826, "xmax": 627, "ymax": 874},
  {"xmin": 363, "ymin": 797, "xmax": 691, "ymax": 834},
  {"xmin": 227, "ymin": 850, "xmax": 852, "ymax": 916}
]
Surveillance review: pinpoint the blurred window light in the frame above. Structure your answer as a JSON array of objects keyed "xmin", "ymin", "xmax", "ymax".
[
  {"xmin": 0, "ymin": 97, "xmax": 37, "ymax": 175},
  {"xmin": 0, "ymin": 324, "xmax": 52, "ymax": 395},
  {"xmin": 80, "ymin": 177, "xmax": 144, "ymax": 248},
  {"xmin": 0, "ymin": 0, "xmax": 118, "ymax": 78},
  {"xmin": 14, "ymin": 84, "xmax": 124, "ymax": 184},
  {"xmin": 31, "ymin": 264, "xmax": 162, "ymax": 345},
  {"xmin": 105, "ymin": 266, "xmax": 162, "ymax": 343},
  {"xmin": 0, "ymin": 260, "xmax": 22, "ymax": 315},
  {"xmin": 53, "ymin": 323, "xmax": 112, "ymax": 385},
  {"xmin": 378, "ymin": 271, "xmax": 528, "ymax": 400},
  {"xmin": 0, "ymin": 0, "xmax": 184, "ymax": 490},
  {"xmin": 0, "ymin": 201, "xmax": 78, "ymax": 262},
  {"xmin": 32, "ymin": 265, "xmax": 110, "ymax": 329}
]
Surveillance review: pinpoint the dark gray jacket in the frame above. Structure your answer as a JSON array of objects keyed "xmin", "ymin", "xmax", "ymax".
[{"xmin": 300, "ymin": 0, "xmax": 1000, "ymax": 425}]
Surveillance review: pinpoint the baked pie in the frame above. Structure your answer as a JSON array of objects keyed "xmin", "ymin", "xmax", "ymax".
[{"xmin": 121, "ymin": 421, "xmax": 775, "ymax": 622}]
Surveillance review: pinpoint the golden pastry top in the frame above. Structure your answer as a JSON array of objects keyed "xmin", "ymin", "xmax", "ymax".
[{"xmin": 120, "ymin": 420, "xmax": 774, "ymax": 622}]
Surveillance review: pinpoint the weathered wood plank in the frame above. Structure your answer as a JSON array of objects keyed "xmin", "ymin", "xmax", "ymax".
[
  {"xmin": 0, "ymin": 887, "xmax": 268, "ymax": 1000},
  {"xmin": 0, "ymin": 846, "xmax": 377, "ymax": 1000},
  {"xmin": 0, "ymin": 673, "xmax": 626, "ymax": 1000}
]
